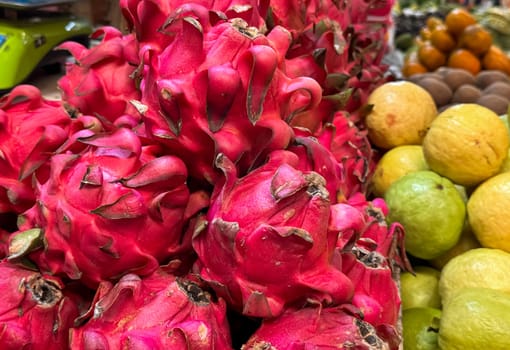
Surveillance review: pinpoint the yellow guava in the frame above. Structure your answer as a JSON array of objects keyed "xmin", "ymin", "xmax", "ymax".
[
  {"xmin": 438, "ymin": 287, "xmax": 510, "ymax": 350},
  {"xmin": 370, "ymin": 145, "xmax": 429, "ymax": 197},
  {"xmin": 498, "ymin": 150, "xmax": 510, "ymax": 173},
  {"xmin": 467, "ymin": 172, "xmax": 510, "ymax": 252},
  {"xmin": 422, "ymin": 103, "xmax": 510, "ymax": 187},
  {"xmin": 365, "ymin": 81, "xmax": 437, "ymax": 149},
  {"xmin": 498, "ymin": 114, "xmax": 510, "ymax": 174},
  {"xmin": 400, "ymin": 265, "xmax": 442, "ymax": 310},
  {"xmin": 438, "ymin": 247, "xmax": 510, "ymax": 306}
]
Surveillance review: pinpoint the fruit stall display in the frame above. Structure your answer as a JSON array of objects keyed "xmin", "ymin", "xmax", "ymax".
[
  {"xmin": 2, "ymin": 0, "xmax": 510, "ymax": 348},
  {"xmin": 0, "ymin": 0, "xmax": 410, "ymax": 348}
]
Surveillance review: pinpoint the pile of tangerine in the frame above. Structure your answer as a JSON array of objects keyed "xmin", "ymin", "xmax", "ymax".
[{"xmin": 402, "ymin": 8, "xmax": 510, "ymax": 77}]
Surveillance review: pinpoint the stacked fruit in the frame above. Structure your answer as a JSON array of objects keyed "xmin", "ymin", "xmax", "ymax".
[
  {"xmin": 407, "ymin": 68, "xmax": 510, "ymax": 114},
  {"xmin": 366, "ymin": 80, "xmax": 510, "ymax": 349},
  {"xmin": 0, "ymin": 0, "xmax": 407, "ymax": 349},
  {"xmin": 402, "ymin": 7, "xmax": 510, "ymax": 78}
]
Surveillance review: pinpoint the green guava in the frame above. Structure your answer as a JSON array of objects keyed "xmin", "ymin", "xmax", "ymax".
[
  {"xmin": 402, "ymin": 307, "xmax": 441, "ymax": 350},
  {"xmin": 384, "ymin": 170, "xmax": 466, "ymax": 260}
]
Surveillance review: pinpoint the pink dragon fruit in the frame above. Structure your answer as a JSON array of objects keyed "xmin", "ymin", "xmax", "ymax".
[
  {"xmin": 0, "ymin": 260, "xmax": 85, "ymax": 349},
  {"xmin": 129, "ymin": 5, "xmax": 323, "ymax": 184},
  {"xmin": 8, "ymin": 127, "xmax": 196, "ymax": 288},
  {"xmin": 70, "ymin": 269, "xmax": 233, "ymax": 349},
  {"xmin": 328, "ymin": 193, "xmax": 410, "ymax": 334},
  {"xmin": 192, "ymin": 150, "xmax": 354, "ymax": 318},
  {"xmin": 287, "ymin": 129, "xmax": 374, "ymax": 205},
  {"xmin": 58, "ymin": 26, "xmax": 141, "ymax": 124},
  {"xmin": 341, "ymin": 244, "xmax": 402, "ymax": 335},
  {"xmin": 266, "ymin": 0, "xmax": 393, "ymax": 125},
  {"xmin": 346, "ymin": 193, "xmax": 409, "ymax": 266},
  {"xmin": 241, "ymin": 304, "xmax": 394, "ymax": 349},
  {"xmin": 0, "ymin": 84, "xmax": 73, "ymax": 214},
  {"xmin": 316, "ymin": 111, "xmax": 376, "ymax": 201},
  {"xmin": 120, "ymin": 0, "xmax": 266, "ymax": 50}
]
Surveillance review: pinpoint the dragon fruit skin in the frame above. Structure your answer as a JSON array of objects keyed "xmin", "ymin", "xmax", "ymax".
[
  {"xmin": 0, "ymin": 227, "xmax": 10, "ymax": 258},
  {"xmin": 192, "ymin": 150, "xmax": 354, "ymax": 318},
  {"xmin": 0, "ymin": 85, "xmax": 73, "ymax": 214},
  {"xmin": 58, "ymin": 26, "xmax": 141, "ymax": 124},
  {"xmin": 241, "ymin": 304, "xmax": 392, "ymax": 350},
  {"xmin": 340, "ymin": 245, "xmax": 402, "ymax": 341},
  {"xmin": 70, "ymin": 270, "xmax": 233, "ymax": 350},
  {"xmin": 9, "ymin": 127, "xmax": 195, "ymax": 288},
  {"xmin": 0, "ymin": 261, "xmax": 85, "ymax": 350}
]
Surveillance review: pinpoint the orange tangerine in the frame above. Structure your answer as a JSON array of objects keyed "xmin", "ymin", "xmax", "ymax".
[
  {"xmin": 445, "ymin": 8, "xmax": 477, "ymax": 38},
  {"xmin": 420, "ymin": 27, "xmax": 433, "ymax": 41},
  {"xmin": 430, "ymin": 25, "xmax": 457, "ymax": 53},
  {"xmin": 459, "ymin": 24, "xmax": 493, "ymax": 56},
  {"xmin": 482, "ymin": 45, "xmax": 510, "ymax": 75},
  {"xmin": 447, "ymin": 48, "xmax": 481, "ymax": 75},
  {"xmin": 418, "ymin": 42, "xmax": 447, "ymax": 71},
  {"xmin": 427, "ymin": 16, "xmax": 445, "ymax": 31}
]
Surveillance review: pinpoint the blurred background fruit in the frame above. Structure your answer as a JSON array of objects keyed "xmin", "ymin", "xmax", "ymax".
[
  {"xmin": 445, "ymin": 7, "xmax": 477, "ymax": 38},
  {"xmin": 447, "ymin": 49, "xmax": 481, "ymax": 75},
  {"xmin": 418, "ymin": 42, "xmax": 447, "ymax": 70},
  {"xmin": 430, "ymin": 25, "xmax": 456, "ymax": 53},
  {"xmin": 459, "ymin": 24, "xmax": 492, "ymax": 56}
]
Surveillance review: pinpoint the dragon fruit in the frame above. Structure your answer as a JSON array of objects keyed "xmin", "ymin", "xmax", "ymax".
[
  {"xmin": 70, "ymin": 269, "xmax": 233, "ymax": 349},
  {"xmin": 340, "ymin": 243, "xmax": 403, "ymax": 346},
  {"xmin": 58, "ymin": 26, "xmax": 141, "ymax": 124},
  {"xmin": 8, "ymin": 127, "xmax": 195, "ymax": 288},
  {"xmin": 0, "ymin": 261, "xmax": 85, "ymax": 349},
  {"xmin": 192, "ymin": 150, "xmax": 354, "ymax": 318},
  {"xmin": 328, "ymin": 193, "xmax": 410, "ymax": 338},
  {"xmin": 128, "ymin": 5, "xmax": 323, "ymax": 184},
  {"xmin": 347, "ymin": 193, "xmax": 409, "ymax": 266},
  {"xmin": 316, "ymin": 112, "xmax": 377, "ymax": 200},
  {"xmin": 0, "ymin": 85, "xmax": 73, "ymax": 214},
  {"xmin": 241, "ymin": 304, "xmax": 393, "ymax": 349},
  {"xmin": 120, "ymin": 0, "xmax": 266, "ymax": 50},
  {"xmin": 288, "ymin": 125, "xmax": 375, "ymax": 204},
  {"xmin": 267, "ymin": 0, "xmax": 393, "ymax": 125}
]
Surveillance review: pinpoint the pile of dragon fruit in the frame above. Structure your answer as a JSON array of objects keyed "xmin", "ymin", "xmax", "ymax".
[{"xmin": 0, "ymin": 0, "xmax": 411, "ymax": 348}]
